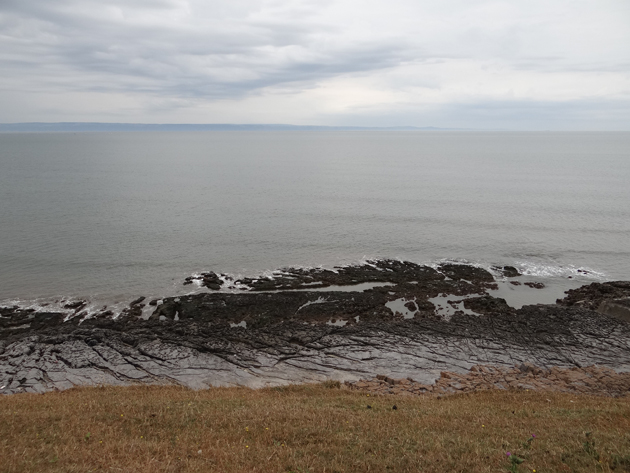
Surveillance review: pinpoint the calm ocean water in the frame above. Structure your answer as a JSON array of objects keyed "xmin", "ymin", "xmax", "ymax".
[{"xmin": 1, "ymin": 131, "xmax": 629, "ymax": 310}]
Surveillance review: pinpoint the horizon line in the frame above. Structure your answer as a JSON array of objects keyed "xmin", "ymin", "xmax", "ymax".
[
  {"xmin": 0, "ymin": 122, "xmax": 471, "ymax": 132},
  {"xmin": 0, "ymin": 122, "xmax": 627, "ymax": 132}
]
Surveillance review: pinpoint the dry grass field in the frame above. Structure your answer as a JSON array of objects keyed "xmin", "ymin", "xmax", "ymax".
[{"xmin": 1, "ymin": 382, "xmax": 629, "ymax": 473}]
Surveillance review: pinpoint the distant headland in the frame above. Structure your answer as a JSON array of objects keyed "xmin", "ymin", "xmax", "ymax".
[{"xmin": 0, "ymin": 122, "xmax": 470, "ymax": 132}]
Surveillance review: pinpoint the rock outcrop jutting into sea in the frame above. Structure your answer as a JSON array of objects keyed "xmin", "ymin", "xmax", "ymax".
[{"xmin": 1, "ymin": 261, "xmax": 629, "ymax": 395}]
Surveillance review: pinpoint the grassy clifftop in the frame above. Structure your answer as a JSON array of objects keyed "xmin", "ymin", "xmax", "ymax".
[{"xmin": 1, "ymin": 383, "xmax": 629, "ymax": 472}]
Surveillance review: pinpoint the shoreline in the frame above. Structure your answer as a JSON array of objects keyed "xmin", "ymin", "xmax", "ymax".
[
  {"xmin": 0, "ymin": 257, "xmax": 610, "ymax": 318},
  {"xmin": 2, "ymin": 260, "xmax": 629, "ymax": 396}
]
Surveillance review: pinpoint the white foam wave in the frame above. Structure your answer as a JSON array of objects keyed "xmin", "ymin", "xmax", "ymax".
[
  {"xmin": 514, "ymin": 261, "xmax": 606, "ymax": 280},
  {"xmin": 427, "ymin": 257, "xmax": 606, "ymax": 282},
  {"xmin": 188, "ymin": 273, "xmax": 206, "ymax": 288},
  {"xmin": 0, "ymin": 295, "xmax": 143, "ymax": 322}
]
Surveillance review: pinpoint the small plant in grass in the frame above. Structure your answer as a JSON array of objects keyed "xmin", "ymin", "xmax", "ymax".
[
  {"xmin": 583, "ymin": 431, "xmax": 600, "ymax": 461},
  {"xmin": 506, "ymin": 434, "xmax": 535, "ymax": 471},
  {"xmin": 506, "ymin": 452, "xmax": 525, "ymax": 472},
  {"xmin": 522, "ymin": 434, "xmax": 536, "ymax": 450}
]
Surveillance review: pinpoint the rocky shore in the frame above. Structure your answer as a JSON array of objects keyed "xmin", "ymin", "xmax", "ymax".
[
  {"xmin": 347, "ymin": 364, "xmax": 630, "ymax": 398},
  {"xmin": 1, "ymin": 260, "xmax": 629, "ymax": 396}
]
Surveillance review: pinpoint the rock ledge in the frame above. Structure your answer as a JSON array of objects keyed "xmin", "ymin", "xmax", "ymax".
[{"xmin": 347, "ymin": 364, "xmax": 630, "ymax": 397}]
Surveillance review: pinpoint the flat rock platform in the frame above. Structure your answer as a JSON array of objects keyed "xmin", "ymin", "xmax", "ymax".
[{"xmin": 1, "ymin": 261, "xmax": 629, "ymax": 395}]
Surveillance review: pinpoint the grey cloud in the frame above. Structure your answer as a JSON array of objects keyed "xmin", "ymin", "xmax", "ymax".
[
  {"xmin": 0, "ymin": 0, "xmax": 629, "ymax": 127},
  {"xmin": 0, "ymin": 0, "xmax": 418, "ymax": 99}
]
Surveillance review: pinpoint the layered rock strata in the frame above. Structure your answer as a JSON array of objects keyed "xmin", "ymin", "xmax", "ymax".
[{"xmin": 1, "ymin": 261, "xmax": 629, "ymax": 395}]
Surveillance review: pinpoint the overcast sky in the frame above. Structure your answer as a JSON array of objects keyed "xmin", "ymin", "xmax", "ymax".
[{"xmin": 1, "ymin": 0, "xmax": 629, "ymax": 129}]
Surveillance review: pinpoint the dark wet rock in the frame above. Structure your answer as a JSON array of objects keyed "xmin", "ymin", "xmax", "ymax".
[
  {"xmin": 558, "ymin": 281, "xmax": 630, "ymax": 310},
  {"xmin": 510, "ymin": 281, "xmax": 522, "ymax": 286},
  {"xmin": 185, "ymin": 272, "xmax": 224, "ymax": 290},
  {"xmin": 190, "ymin": 260, "xmax": 446, "ymax": 292},
  {"xmin": 150, "ymin": 300, "xmax": 178, "ymax": 321},
  {"xmin": 492, "ymin": 265, "xmax": 521, "ymax": 278},
  {"xmin": 415, "ymin": 299, "xmax": 436, "ymax": 310},
  {"xmin": 0, "ymin": 306, "xmax": 29, "ymax": 317},
  {"xmin": 524, "ymin": 282, "xmax": 545, "ymax": 289},
  {"xmin": 63, "ymin": 300, "xmax": 86, "ymax": 310},
  {"xmin": 1, "ymin": 262, "xmax": 630, "ymax": 395},
  {"xmin": 438, "ymin": 263, "xmax": 494, "ymax": 282},
  {"xmin": 597, "ymin": 299, "xmax": 630, "ymax": 323},
  {"xmin": 120, "ymin": 304, "xmax": 144, "ymax": 319},
  {"xmin": 148, "ymin": 299, "xmax": 159, "ymax": 306},
  {"xmin": 463, "ymin": 295, "xmax": 515, "ymax": 315},
  {"xmin": 130, "ymin": 297, "xmax": 145, "ymax": 306},
  {"xmin": 404, "ymin": 301, "xmax": 418, "ymax": 312}
]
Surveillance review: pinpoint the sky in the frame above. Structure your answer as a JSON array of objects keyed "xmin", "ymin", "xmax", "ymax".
[{"xmin": 0, "ymin": 0, "xmax": 629, "ymax": 129}]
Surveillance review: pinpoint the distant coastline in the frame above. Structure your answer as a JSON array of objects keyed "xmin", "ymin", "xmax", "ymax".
[{"xmin": 0, "ymin": 122, "xmax": 471, "ymax": 132}]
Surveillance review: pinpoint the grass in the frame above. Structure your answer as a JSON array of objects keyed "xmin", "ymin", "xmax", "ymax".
[{"xmin": 1, "ymin": 383, "xmax": 629, "ymax": 472}]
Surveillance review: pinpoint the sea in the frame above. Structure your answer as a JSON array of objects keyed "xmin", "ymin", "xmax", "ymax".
[{"xmin": 1, "ymin": 131, "xmax": 629, "ymax": 315}]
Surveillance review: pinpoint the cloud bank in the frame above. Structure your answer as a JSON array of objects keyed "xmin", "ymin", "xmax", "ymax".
[{"xmin": 1, "ymin": 0, "xmax": 629, "ymax": 129}]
